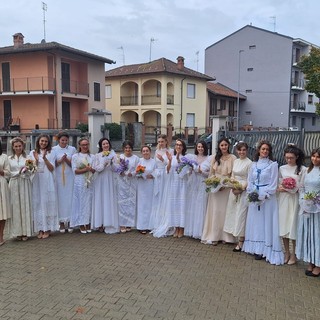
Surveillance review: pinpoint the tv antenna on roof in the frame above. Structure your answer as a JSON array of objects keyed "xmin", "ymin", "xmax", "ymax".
[
  {"xmin": 270, "ymin": 16, "xmax": 276, "ymax": 32},
  {"xmin": 117, "ymin": 46, "xmax": 125, "ymax": 65},
  {"xmin": 42, "ymin": 2, "xmax": 47, "ymax": 41},
  {"xmin": 195, "ymin": 51, "xmax": 199, "ymax": 71},
  {"xmin": 149, "ymin": 37, "xmax": 157, "ymax": 62}
]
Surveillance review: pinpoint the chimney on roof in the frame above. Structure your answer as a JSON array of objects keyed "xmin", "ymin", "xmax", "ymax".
[
  {"xmin": 13, "ymin": 33, "xmax": 24, "ymax": 48},
  {"xmin": 177, "ymin": 56, "xmax": 185, "ymax": 70}
]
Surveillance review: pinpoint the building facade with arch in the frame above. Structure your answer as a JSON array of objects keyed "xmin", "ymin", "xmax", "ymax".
[{"xmin": 105, "ymin": 57, "xmax": 213, "ymax": 137}]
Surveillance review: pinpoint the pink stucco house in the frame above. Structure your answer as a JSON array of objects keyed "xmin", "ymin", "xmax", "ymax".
[{"xmin": 0, "ymin": 33, "xmax": 114, "ymax": 132}]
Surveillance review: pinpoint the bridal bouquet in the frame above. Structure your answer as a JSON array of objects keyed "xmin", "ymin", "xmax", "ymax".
[
  {"xmin": 115, "ymin": 158, "xmax": 129, "ymax": 175},
  {"xmin": 176, "ymin": 156, "xmax": 198, "ymax": 178},
  {"xmin": 135, "ymin": 165, "xmax": 146, "ymax": 178},
  {"xmin": 204, "ymin": 176, "xmax": 221, "ymax": 193},
  {"xmin": 21, "ymin": 159, "xmax": 37, "ymax": 174}
]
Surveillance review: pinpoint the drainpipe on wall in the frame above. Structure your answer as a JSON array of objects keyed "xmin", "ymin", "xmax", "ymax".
[{"xmin": 180, "ymin": 77, "xmax": 186, "ymax": 137}]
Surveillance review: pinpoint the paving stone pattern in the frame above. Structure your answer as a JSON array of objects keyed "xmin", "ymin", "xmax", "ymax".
[{"xmin": 0, "ymin": 231, "xmax": 319, "ymax": 320}]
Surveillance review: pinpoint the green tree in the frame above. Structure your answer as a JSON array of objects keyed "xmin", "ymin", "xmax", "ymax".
[{"xmin": 298, "ymin": 47, "xmax": 320, "ymax": 115}]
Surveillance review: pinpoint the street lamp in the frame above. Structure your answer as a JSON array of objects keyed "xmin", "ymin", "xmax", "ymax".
[{"xmin": 236, "ymin": 50, "xmax": 244, "ymax": 131}]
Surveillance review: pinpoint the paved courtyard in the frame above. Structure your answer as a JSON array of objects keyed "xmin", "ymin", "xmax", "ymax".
[{"xmin": 0, "ymin": 231, "xmax": 319, "ymax": 320}]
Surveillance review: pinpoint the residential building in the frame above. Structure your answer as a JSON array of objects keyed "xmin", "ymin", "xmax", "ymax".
[
  {"xmin": 205, "ymin": 25, "xmax": 319, "ymax": 131},
  {"xmin": 105, "ymin": 56, "xmax": 213, "ymax": 136},
  {"xmin": 207, "ymin": 82, "xmax": 246, "ymax": 131},
  {"xmin": 0, "ymin": 33, "xmax": 114, "ymax": 132}
]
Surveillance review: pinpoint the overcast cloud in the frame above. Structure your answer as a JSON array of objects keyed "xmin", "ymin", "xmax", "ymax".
[{"xmin": 0, "ymin": 0, "xmax": 319, "ymax": 72}]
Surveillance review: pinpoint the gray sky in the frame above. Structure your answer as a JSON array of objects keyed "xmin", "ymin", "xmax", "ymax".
[{"xmin": 1, "ymin": 0, "xmax": 319, "ymax": 73}]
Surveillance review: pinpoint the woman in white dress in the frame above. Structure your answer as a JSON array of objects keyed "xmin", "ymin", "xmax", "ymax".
[
  {"xmin": 165, "ymin": 138, "xmax": 191, "ymax": 238},
  {"xmin": 29, "ymin": 134, "xmax": 57, "ymax": 239},
  {"xmin": 136, "ymin": 145, "xmax": 156, "ymax": 234},
  {"xmin": 115, "ymin": 140, "xmax": 139, "ymax": 233},
  {"xmin": 150, "ymin": 134, "xmax": 171, "ymax": 231},
  {"xmin": 278, "ymin": 145, "xmax": 305, "ymax": 265},
  {"xmin": 0, "ymin": 145, "xmax": 10, "ymax": 246},
  {"xmin": 8, "ymin": 137, "xmax": 33, "ymax": 241},
  {"xmin": 296, "ymin": 148, "xmax": 320, "ymax": 277},
  {"xmin": 70, "ymin": 137, "xmax": 95, "ymax": 234},
  {"xmin": 92, "ymin": 138, "xmax": 119, "ymax": 234},
  {"xmin": 185, "ymin": 140, "xmax": 210, "ymax": 239},
  {"xmin": 224, "ymin": 142, "xmax": 252, "ymax": 251},
  {"xmin": 242, "ymin": 140, "xmax": 284, "ymax": 265},
  {"xmin": 201, "ymin": 137, "xmax": 236, "ymax": 245},
  {"xmin": 52, "ymin": 132, "xmax": 76, "ymax": 233}
]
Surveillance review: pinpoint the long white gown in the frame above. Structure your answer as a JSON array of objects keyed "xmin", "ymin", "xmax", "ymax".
[
  {"xmin": 29, "ymin": 150, "xmax": 58, "ymax": 232},
  {"xmin": 165, "ymin": 154, "xmax": 193, "ymax": 228},
  {"xmin": 92, "ymin": 150, "xmax": 119, "ymax": 233},
  {"xmin": 184, "ymin": 155, "xmax": 210, "ymax": 239},
  {"xmin": 149, "ymin": 148, "xmax": 171, "ymax": 232},
  {"xmin": 115, "ymin": 154, "xmax": 139, "ymax": 228},
  {"xmin": 52, "ymin": 144, "xmax": 76, "ymax": 224},
  {"xmin": 0, "ymin": 154, "xmax": 11, "ymax": 221},
  {"xmin": 224, "ymin": 157, "xmax": 252, "ymax": 238},
  {"xmin": 242, "ymin": 158, "xmax": 284, "ymax": 265},
  {"xmin": 296, "ymin": 166, "xmax": 320, "ymax": 267},
  {"xmin": 8, "ymin": 155, "xmax": 33, "ymax": 237},
  {"xmin": 278, "ymin": 164, "xmax": 306, "ymax": 240},
  {"xmin": 70, "ymin": 152, "xmax": 95, "ymax": 228},
  {"xmin": 136, "ymin": 157, "xmax": 156, "ymax": 231}
]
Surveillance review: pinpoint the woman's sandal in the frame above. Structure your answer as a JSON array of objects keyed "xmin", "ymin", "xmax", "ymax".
[{"xmin": 233, "ymin": 240, "xmax": 243, "ymax": 252}]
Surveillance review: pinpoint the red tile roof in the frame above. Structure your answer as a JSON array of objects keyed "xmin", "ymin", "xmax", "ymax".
[
  {"xmin": 0, "ymin": 41, "xmax": 115, "ymax": 64},
  {"xmin": 207, "ymin": 82, "xmax": 246, "ymax": 100},
  {"xmin": 105, "ymin": 57, "xmax": 214, "ymax": 80}
]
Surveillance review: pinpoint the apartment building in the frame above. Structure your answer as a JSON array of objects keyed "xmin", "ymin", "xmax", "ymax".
[
  {"xmin": 0, "ymin": 33, "xmax": 114, "ymax": 132},
  {"xmin": 205, "ymin": 25, "xmax": 319, "ymax": 131}
]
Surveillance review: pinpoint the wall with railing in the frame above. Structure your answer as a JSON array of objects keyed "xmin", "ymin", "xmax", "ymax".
[{"xmin": 221, "ymin": 129, "xmax": 320, "ymax": 166}]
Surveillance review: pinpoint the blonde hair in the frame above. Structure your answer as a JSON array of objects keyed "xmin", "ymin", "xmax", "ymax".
[{"xmin": 10, "ymin": 137, "xmax": 26, "ymax": 158}]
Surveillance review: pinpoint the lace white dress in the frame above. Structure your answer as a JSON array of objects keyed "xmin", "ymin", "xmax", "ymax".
[
  {"xmin": 184, "ymin": 155, "xmax": 211, "ymax": 239},
  {"xmin": 115, "ymin": 154, "xmax": 139, "ymax": 228}
]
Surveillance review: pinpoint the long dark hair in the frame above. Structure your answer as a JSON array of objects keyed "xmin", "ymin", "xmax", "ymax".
[
  {"xmin": 195, "ymin": 140, "xmax": 208, "ymax": 156},
  {"xmin": 284, "ymin": 144, "xmax": 305, "ymax": 175},
  {"xmin": 98, "ymin": 137, "xmax": 112, "ymax": 153},
  {"xmin": 174, "ymin": 138, "xmax": 187, "ymax": 156},
  {"xmin": 308, "ymin": 147, "xmax": 320, "ymax": 173},
  {"xmin": 35, "ymin": 134, "xmax": 52, "ymax": 153},
  {"xmin": 215, "ymin": 137, "xmax": 230, "ymax": 165},
  {"xmin": 253, "ymin": 140, "xmax": 273, "ymax": 162}
]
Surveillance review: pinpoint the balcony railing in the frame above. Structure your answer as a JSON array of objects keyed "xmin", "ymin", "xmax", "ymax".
[
  {"xmin": 0, "ymin": 77, "xmax": 55, "ymax": 93},
  {"xmin": 61, "ymin": 79, "xmax": 89, "ymax": 96},
  {"xmin": 120, "ymin": 95, "xmax": 138, "ymax": 106},
  {"xmin": 167, "ymin": 94, "xmax": 174, "ymax": 104},
  {"xmin": 291, "ymin": 101, "xmax": 306, "ymax": 111},
  {"xmin": 141, "ymin": 95, "xmax": 161, "ymax": 105},
  {"xmin": 291, "ymin": 78, "xmax": 305, "ymax": 89}
]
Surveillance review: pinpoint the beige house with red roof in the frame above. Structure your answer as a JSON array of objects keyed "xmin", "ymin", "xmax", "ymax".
[
  {"xmin": 105, "ymin": 56, "xmax": 213, "ymax": 136},
  {"xmin": 207, "ymin": 82, "xmax": 246, "ymax": 131},
  {"xmin": 0, "ymin": 33, "xmax": 114, "ymax": 132}
]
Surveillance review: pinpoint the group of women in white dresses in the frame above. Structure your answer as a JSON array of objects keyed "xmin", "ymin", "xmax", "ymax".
[{"xmin": 0, "ymin": 133, "xmax": 319, "ymax": 277}]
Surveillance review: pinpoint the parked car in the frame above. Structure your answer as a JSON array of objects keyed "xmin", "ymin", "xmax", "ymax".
[{"xmin": 195, "ymin": 133, "xmax": 212, "ymax": 154}]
